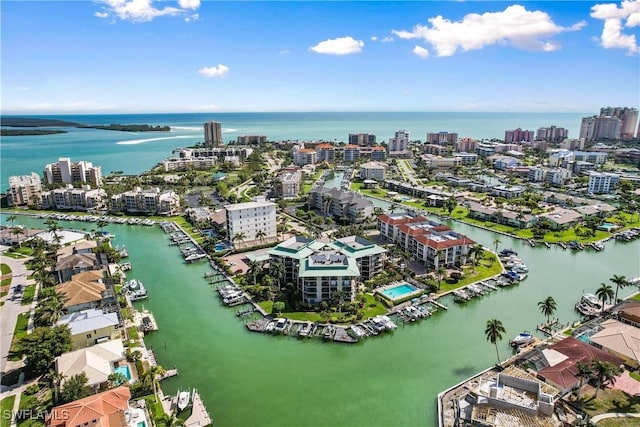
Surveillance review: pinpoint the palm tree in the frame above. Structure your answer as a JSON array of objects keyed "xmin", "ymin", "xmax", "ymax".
[
  {"xmin": 591, "ymin": 359, "xmax": 621, "ymax": 398},
  {"xmin": 232, "ymin": 232, "xmax": 246, "ymax": 247},
  {"xmin": 11, "ymin": 226, "xmax": 25, "ymax": 247},
  {"xmin": 157, "ymin": 411, "xmax": 186, "ymax": 427},
  {"xmin": 141, "ymin": 365, "xmax": 166, "ymax": 403},
  {"xmin": 538, "ymin": 296, "xmax": 557, "ymax": 323},
  {"xmin": 610, "ymin": 274, "xmax": 628, "ymax": 303},
  {"xmin": 595, "ymin": 283, "xmax": 614, "ymax": 312},
  {"xmin": 574, "ymin": 362, "xmax": 592, "ymax": 400},
  {"xmin": 485, "ymin": 319, "xmax": 506, "ymax": 364},
  {"xmin": 48, "ymin": 370, "xmax": 66, "ymax": 405},
  {"xmin": 255, "ymin": 229, "xmax": 267, "ymax": 245},
  {"xmin": 434, "ymin": 249, "xmax": 444, "ymax": 269},
  {"xmin": 493, "ymin": 237, "xmax": 501, "ymax": 255},
  {"xmin": 270, "ymin": 260, "xmax": 285, "ymax": 290},
  {"xmin": 436, "ymin": 266, "xmax": 446, "ymax": 291},
  {"xmin": 7, "ymin": 214, "xmax": 17, "ymax": 228},
  {"xmin": 246, "ymin": 259, "xmax": 261, "ymax": 286}
]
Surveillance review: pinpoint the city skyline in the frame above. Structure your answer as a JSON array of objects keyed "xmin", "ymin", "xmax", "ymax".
[{"xmin": 1, "ymin": 0, "xmax": 639, "ymax": 114}]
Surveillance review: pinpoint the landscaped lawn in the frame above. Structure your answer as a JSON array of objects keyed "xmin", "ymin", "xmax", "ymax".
[
  {"xmin": 1, "ymin": 278, "xmax": 11, "ymax": 287},
  {"xmin": 579, "ymin": 387, "xmax": 640, "ymax": 420},
  {"xmin": 1, "ymin": 264, "xmax": 11, "ymax": 275},
  {"xmin": 1, "ymin": 395, "xmax": 16, "ymax": 426},
  {"xmin": 9, "ymin": 313, "xmax": 30, "ymax": 361},
  {"xmin": 21, "ymin": 285, "xmax": 36, "ymax": 305},
  {"xmin": 437, "ymin": 253, "xmax": 503, "ymax": 293},
  {"xmin": 597, "ymin": 418, "xmax": 640, "ymax": 426}
]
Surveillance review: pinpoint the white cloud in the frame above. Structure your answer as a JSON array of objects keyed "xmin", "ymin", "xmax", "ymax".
[
  {"xmin": 381, "ymin": 36, "xmax": 394, "ymax": 43},
  {"xmin": 309, "ymin": 36, "xmax": 364, "ymax": 55},
  {"xmin": 198, "ymin": 64, "xmax": 229, "ymax": 78},
  {"xmin": 184, "ymin": 13, "xmax": 199, "ymax": 22},
  {"xmin": 413, "ymin": 45, "xmax": 429, "ymax": 58},
  {"xmin": 591, "ymin": 0, "xmax": 639, "ymax": 54},
  {"xmin": 278, "ymin": 49, "xmax": 292, "ymax": 55},
  {"xmin": 95, "ymin": 0, "xmax": 201, "ymax": 23},
  {"xmin": 371, "ymin": 36, "xmax": 378, "ymax": 41},
  {"xmin": 392, "ymin": 4, "xmax": 585, "ymax": 57}
]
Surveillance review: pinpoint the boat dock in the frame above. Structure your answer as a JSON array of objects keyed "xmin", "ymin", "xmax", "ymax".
[
  {"xmin": 185, "ymin": 389, "xmax": 213, "ymax": 427},
  {"xmin": 158, "ymin": 367, "xmax": 179, "ymax": 381}
]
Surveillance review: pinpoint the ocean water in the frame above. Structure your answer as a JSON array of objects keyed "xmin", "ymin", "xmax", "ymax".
[{"xmin": 0, "ymin": 112, "xmax": 586, "ymax": 191}]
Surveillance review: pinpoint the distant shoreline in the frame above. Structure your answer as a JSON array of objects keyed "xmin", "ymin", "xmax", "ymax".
[
  {"xmin": 0, "ymin": 117, "xmax": 170, "ymax": 132},
  {"xmin": 1, "ymin": 129, "xmax": 68, "ymax": 136}
]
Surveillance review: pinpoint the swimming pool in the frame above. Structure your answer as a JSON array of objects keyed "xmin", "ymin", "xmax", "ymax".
[
  {"xmin": 137, "ymin": 422, "xmax": 146, "ymax": 427},
  {"xmin": 114, "ymin": 365, "xmax": 132, "ymax": 381},
  {"xmin": 379, "ymin": 283, "xmax": 420, "ymax": 300},
  {"xmin": 599, "ymin": 223, "xmax": 616, "ymax": 231}
]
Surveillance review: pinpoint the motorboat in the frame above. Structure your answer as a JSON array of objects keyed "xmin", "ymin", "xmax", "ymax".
[
  {"xmin": 177, "ymin": 390, "xmax": 190, "ymax": 411},
  {"xmin": 298, "ymin": 322, "xmax": 312, "ymax": 337},
  {"xmin": 273, "ymin": 318, "xmax": 288, "ymax": 333},
  {"xmin": 580, "ymin": 293, "xmax": 602, "ymax": 311},
  {"xmin": 510, "ymin": 331, "xmax": 535, "ymax": 347}
]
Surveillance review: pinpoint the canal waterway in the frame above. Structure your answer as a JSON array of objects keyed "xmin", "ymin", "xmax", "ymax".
[{"xmin": 3, "ymin": 213, "xmax": 639, "ymax": 427}]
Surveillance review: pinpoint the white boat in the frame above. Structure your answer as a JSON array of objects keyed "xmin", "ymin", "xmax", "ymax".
[
  {"xmin": 510, "ymin": 331, "xmax": 535, "ymax": 347},
  {"xmin": 580, "ymin": 293, "xmax": 602, "ymax": 311},
  {"xmin": 177, "ymin": 390, "xmax": 190, "ymax": 411}
]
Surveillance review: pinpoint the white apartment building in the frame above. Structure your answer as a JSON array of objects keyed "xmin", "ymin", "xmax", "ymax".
[
  {"xmin": 343, "ymin": 145, "xmax": 361, "ymax": 163},
  {"xmin": 41, "ymin": 185, "xmax": 106, "ymax": 211},
  {"xmin": 275, "ymin": 169, "xmax": 302, "ymax": 198},
  {"xmin": 225, "ymin": 196, "xmax": 277, "ymax": 249},
  {"xmin": 579, "ymin": 116, "xmax": 623, "ymax": 141},
  {"xmin": 587, "ymin": 171, "xmax": 620, "ymax": 194},
  {"xmin": 292, "ymin": 146, "xmax": 317, "ymax": 166},
  {"xmin": 162, "ymin": 157, "xmax": 216, "ymax": 172},
  {"xmin": 110, "ymin": 187, "xmax": 179, "ymax": 215},
  {"xmin": 453, "ymin": 152, "xmax": 479, "ymax": 165},
  {"xmin": 9, "ymin": 173, "xmax": 42, "ymax": 206},
  {"xmin": 388, "ymin": 130, "xmax": 409, "ymax": 154},
  {"xmin": 528, "ymin": 167, "xmax": 545, "ymax": 182},
  {"xmin": 545, "ymin": 168, "xmax": 571, "ymax": 185},
  {"xmin": 359, "ymin": 162, "xmax": 386, "ymax": 181},
  {"xmin": 43, "ymin": 158, "xmax": 103, "ymax": 187}
]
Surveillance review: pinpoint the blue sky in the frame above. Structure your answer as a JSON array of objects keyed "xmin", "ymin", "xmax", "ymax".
[{"xmin": 1, "ymin": 1, "xmax": 639, "ymax": 113}]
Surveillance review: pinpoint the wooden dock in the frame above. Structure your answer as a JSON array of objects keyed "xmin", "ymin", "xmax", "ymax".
[{"xmin": 158, "ymin": 368, "xmax": 179, "ymax": 381}]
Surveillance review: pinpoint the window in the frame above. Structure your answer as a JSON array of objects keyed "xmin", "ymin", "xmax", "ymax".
[{"xmin": 86, "ymin": 333, "xmax": 92, "ymax": 338}]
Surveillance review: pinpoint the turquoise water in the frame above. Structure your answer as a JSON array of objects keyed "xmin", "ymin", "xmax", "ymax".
[
  {"xmin": 3, "ymin": 213, "xmax": 639, "ymax": 427},
  {"xmin": 380, "ymin": 283, "xmax": 418, "ymax": 299},
  {"xmin": 113, "ymin": 365, "xmax": 132, "ymax": 381},
  {"xmin": 0, "ymin": 112, "xmax": 587, "ymax": 191},
  {"xmin": 600, "ymin": 223, "xmax": 616, "ymax": 231},
  {"xmin": 136, "ymin": 421, "xmax": 146, "ymax": 427}
]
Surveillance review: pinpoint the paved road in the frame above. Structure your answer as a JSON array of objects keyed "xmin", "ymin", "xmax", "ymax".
[
  {"xmin": 0, "ymin": 253, "xmax": 33, "ymax": 376},
  {"xmin": 396, "ymin": 159, "xmax": 420, "ymax": 186}
]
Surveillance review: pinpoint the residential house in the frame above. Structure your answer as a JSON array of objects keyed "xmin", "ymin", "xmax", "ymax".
[
  {"xmin": 589, "ymin": 319, "xmax": 640, "ymax": 368},
  {"xmin": 55, "ymin": 339, "xmax": 125, "ymax": 390},
  {"xmin": 308, "ymin": 188, "xmax": 373, "ymax": 223},
  {"xmin": 47, "ymin": 386, "xmax": 131, "ymax": 427},
  {"xmin": 55, "ymin": 241, "xmax": 105, "ymax": 283},
  {"xmin": 539, "ymin": 208, "xmax": 582, "ymax": 230},
  {"xmin": 56, "ymin": 308, "xmax": 121, "ymax": 350},
  {"xmin": 57, "ymin": 270, "xmax": 106, "ymax": 313}
]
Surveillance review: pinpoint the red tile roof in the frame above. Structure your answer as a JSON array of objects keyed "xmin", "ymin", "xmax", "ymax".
[
  {"xmin": 378, "ymin": 214, "xmax": 429, "ymax": 225},
  {"xmin": 316, "ymin": 143, "xmax": 334, "ymax": 149},
  {"xmin": 414, "ymin": 234, "xmax": 476, "ymax": 249},
  {"xmin": 47, "ymin": 386, "xmax": 131, "ymax": 427}
]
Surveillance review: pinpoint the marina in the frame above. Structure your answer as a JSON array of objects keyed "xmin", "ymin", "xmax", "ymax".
[{"xmin": 3, "ymin": 213, "xmax": 639, "ymax": 427}]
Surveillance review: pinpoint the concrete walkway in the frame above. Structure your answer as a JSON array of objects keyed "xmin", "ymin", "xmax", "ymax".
[{"xmin": 591, "ymin": 412, "xmax": 640, "ymax": 423}]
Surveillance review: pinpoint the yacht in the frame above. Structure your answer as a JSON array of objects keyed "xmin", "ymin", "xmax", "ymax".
[
  {"xmin": 509, "ymin": 331, "xmax": 535, "ymax": 347},
  {"xmin": 177, "ymin": 390, "xmax": 190, "ymax": 411}
]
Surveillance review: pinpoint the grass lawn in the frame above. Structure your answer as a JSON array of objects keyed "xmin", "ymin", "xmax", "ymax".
[
  {"xmin": 579, "ymin": 387, "xmax": 640, "ymax": 419},
  {"xmin": 2, "ymin": 252, "xmax": 28, "ymax": 259},
  {"xmin": 1, "ymin": 278, "xmax": 11, "ymax": 287},
  {"xmin": 1, "ymin": 264, "xmax": 11, "ymax": 275},
  {"xmin": 127, "ymin": 326, "xmax": 140, "ymax": 340},
  {"xmin": 21, "ymin": 285, "xmax": 36, "ymax": 305},
  {"xmin": 1, "ymin": 395, "xmax": 16, "ymax": 426},
  {"xmin": 360, "ymin": 293, "xmax": 387, "ymax": 318},
  {"xmin": 16, "ymin": 389, "xmax": 51, "ymax": 427},
  {"xmin": 631, "ymin": 294, "xmax": 640, "ymax": 301},
  {"xmin": 9, "ymin": 313, "xmax": 30, "ymax": 361},
  {"xmin": 597, "ymin": 419, "xmax": 640, "ymax": 426},
  {"xmin": 166, "ymin": 216, "xmax": 204, "ymax": 244},
  {"xmin": 437, "ymin": 254, "xmax": 503, "ymax": 293}
]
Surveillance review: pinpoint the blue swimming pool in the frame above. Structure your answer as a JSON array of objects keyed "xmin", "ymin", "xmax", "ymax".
[
  {"xmin": 379, "ymin": 283, "xmax": 419, "ymax": 300},
  {"xmin": 600, "ymin": 223, "xmax": 616, "ymax": 231},
  {"xmin": 137, "ymin": 422, "xmax": 146, "ymax": 427},
  {"xmin": 114, "ymin": 365, "xmax": 132, "ymax": 381}
]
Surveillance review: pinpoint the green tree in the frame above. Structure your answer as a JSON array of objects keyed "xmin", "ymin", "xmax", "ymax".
[
  {"xmin": 610, "ymin": 274, "xmax": 629, "ymax": 303},
  {"xmin": 595, "ymin": 283, "xmax": 614, "ymax": 312},
  {"xmin": 141, "ymin": 365, "xmax": 166, "ymax": 403},
  {"xmin": 436, "ymin": 266, "xmax": 446, "ymax": 291},
  {"xmin": 493, "ymin": 237, "xmax": 501, "ymax": 255},
  {"xmin": 107, "ymin": 372, "xmax": 129, "ymax": 388},
  {"xmin": 537, "ymin": 296, "xmax": 557, "ymax": 323},
  {"xmin": 59, "ymin": 372, "xmax": 90, "ymax": 404},
  {"xmin": 7, "ymin": 214, "xmax": 17, "ymax": 228},
  {"xmin": 270, "ymin": 261, "xmax": 285, "ymax": 290},
  {"xmin": 591, "ymin": 359, "xmax": 621, "ymax": 398},
  {"xmin": 273, "ymin": 301, "xmax": 285, "ymax": 316},
  {"xmin": 255, "ymin": 229, "xmax": 267, "ymax": 244},
  {"xmin": 156, "ymin": 411, "xmax": 186, "ymax": 427},
  {"xmin": 574, "ymin": 362, "xmax": 592, "ymax": 400},
  {"xmin": 18, "ymin": 325, "xmax": 72, "ymax": 374},
  {"xmin": 485, "ymin": 319, "xmax": 506, "ymax": 364}
]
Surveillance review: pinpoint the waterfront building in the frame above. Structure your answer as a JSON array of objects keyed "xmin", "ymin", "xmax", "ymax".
[
  {"xmin": 573, "ymin": 151, "xmax": 608, "ymax": 164},
  {"xmin": 236, "ymin": 135, "xmax": 267, "ymax": 144},
  {"xmin": 56, "ymin": 308, "xmax": 120, "ymax": 350},
  {"xmin": 274, "ymin": 168, "xmax": 302, "ymax": 199},
  {"xmin": 600, "ymin": 106, "xmax": 639, "ymax": 139},
  {"xmin": 369, "ymin": 145, "xmax": 387, "ymax": 161},
  {"xmin": 204, "ymin": 120, "xmax": 222, "ymax": 146},
  {"xmin": 453, "ymin": 152, "xmax": 478, "ymax": 165},
  {"xmin": 308, "ymin": 188, "xmax": 373, "ymax": 223},
  {"xmin": 388, "ymin": 130, "xmax": 410, "ymax": 156},
  {"xmin": 225, "ymin": 196, "xmax": 277, "ymax": 249},
  {"xmin": 162, "ymin": 156, "xmax": 216, "ymax": 172},
  {"xmin": 41, "ymin": 185, "xmax": 106, "ymax": 211},
  {"xmin": 539, "ymin": 207, "xmax": 582, "ymax": 229},
  {"xmin": 377, "ymin": 212, "xmax": 475, "ymax": 269},
  {"xmin": 8, "ymin": 172, "xmax": 42, "ymax": 206},
  {"xmin": 110, "ymin": 187, "xmax": 180, "ymax": 215},
  {"xmin": 43, "ymin": 157, "xmax": 103, "ymax": 187},
  {"xmin": 456, "ymin": 137, "xmax": 477, "ymax": 153},
  {"xmin": 359, "ymin": 161, "xmax": 386, "ymax": 181},
  {"xmin": 587, "ymin": 171, "xmax": 620, "ymax": 194},
  {"xmin": 536, "ymin": 125, "xmax": 568, "ymax": 142},
  {"xmin": 588, "ymin": 318, "xmax": 640, "ymax": 368},
  {"xmin": 382, "ymin": 179, "xmax": 453, "ymax": 200},
  {"xmin": 55, "ymin": 339, "xmax": 125, "ymax": 390},
  {"xmin": 466, "ymin": 201, "xmax": 536, "ymax": 229},
  {"xmin": 56, "ymin": 270, "xmax": 107, "ymax": 312},
  {"xmin": 47, "ymin": 386, "xmax": 131, "ymax": 427},
  {"xmin": 293, "ymin": 146, "xmax": 317, "ymax": 166},
  {"xmin": 579, "ymin": 115, "xmax": 623, "ymax": 141},
  {"xmin": 55, "ymin": 240, "xmax": 102, "ymax": 282},
  {"xmin": 342, "ymin": 144, "xmax": 361, "ymax": 163},
  {"xmin": 490, "ymin": 184, "xmax": 525, "ymax": 199},
  {"xmin": 504, "ymin": 128, "xmax": 534, "ymax": 143},
  {"xmin": 421, "ymin": 155, "xmax": 461, "ymax": 169},
  {"xmin": 348, "ymin": 132, "xmax": 376, "ymax": 146},
  {"xmin": 315, "ymin": 143, "xmax": 335, "ymax": 162},
  {"xmin": 425, "ymin": 131, "xmax": 458, "ymax": 144},
  {"xmin": 172, "ymin": 146, "xmax": 253, "ymax": 162},
  {"xmin": 474, "ymin": 373, "xmax": 555, "ymax": 417},
  {"xmin": 268, "ymin": 235, "xmax": 385, "ymax": 303}
]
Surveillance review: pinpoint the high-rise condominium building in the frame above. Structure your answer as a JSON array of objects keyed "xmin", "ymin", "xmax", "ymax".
[
  {"xmin": 388, "ymin": 130, "xmax": 409, "ymax": 153},
  {"xmin": 426, "ymin": 131, "xmax": 458, "ymax": 144},
  {"xmin": 9, "ymin": 173, "xmax": 42, "ymax": 206},
  {"xmin": 599, "ymin": 107, "xmax": 639, "ymax": 139},
  {"xmin": 536, "ymin": 126, "xmax": 568, "ymax": 142},
  {"xmin": 43, "ymin": 158, "xmax": 102, "ymax": 187},
  {"xmin": 587, "ymin": 171, "xmax": 620, "ymax": 194},
  {"xmin": 348, "ymin": 133, "xmax": 376, "ymax": 146},
  {"xmin": 225, "ymin": 196, "xmax": 277, "ymax": 249},
  {"xmin": 579, "ymin": 116, "xmax": 622, "ymax": 141},
  {"xmin": 204, "ymin": 121, "xmax": 222, "ymax": 146},
  {"xmin": 504, "ymin": 128, "xmax": 534, "ymax": 143}
]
